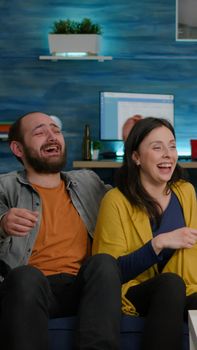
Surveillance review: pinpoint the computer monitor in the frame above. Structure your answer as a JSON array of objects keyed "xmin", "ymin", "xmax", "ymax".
[{"xmin": 100, "ymin": 92, "xmax": 174, "ymax": 140}]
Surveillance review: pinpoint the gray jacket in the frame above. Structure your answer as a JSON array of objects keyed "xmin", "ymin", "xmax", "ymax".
[{"xmin": 0, "ymin": 169, "xmax": 110, "ymax": 268}]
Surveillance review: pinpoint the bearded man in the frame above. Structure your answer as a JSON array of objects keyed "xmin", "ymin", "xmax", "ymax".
[{"xmin": 0, "ymin": 112, "xmax": 121, "ymax": 350}]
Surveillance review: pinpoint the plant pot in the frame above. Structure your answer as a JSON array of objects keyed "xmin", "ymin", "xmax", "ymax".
[{"xmin": 48, "ymin": 34, "xmax": 101, "ymax": 55}]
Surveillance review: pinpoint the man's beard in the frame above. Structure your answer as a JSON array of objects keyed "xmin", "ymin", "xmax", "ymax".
[{"xmin": 23, "ymin": 143, "xmax": 66, "ymax": 174}]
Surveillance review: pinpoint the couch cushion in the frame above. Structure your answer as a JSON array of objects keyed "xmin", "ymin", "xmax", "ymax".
[{"xmin": 48, "ymin": 315, "xmax": 189, "ymax": 350}]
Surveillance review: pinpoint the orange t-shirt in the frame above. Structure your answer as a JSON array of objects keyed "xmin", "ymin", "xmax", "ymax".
[{"xmin": 28, "ymin": 180, "xmax": 90, "ymax": 276}]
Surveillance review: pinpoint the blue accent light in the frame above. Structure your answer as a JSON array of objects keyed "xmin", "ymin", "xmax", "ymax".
[
  {"xmin": 55, "ymin": 52, "xmax": 87, "ymax": 57},
  {"xmin": 112, "ymin": 141, "xmax": 124, "ymax": 157},
  {"xmin": 112, "ymin": 143, "xmax": 191, "ymax": 158},
  {"xmin": 116, "ymin": 146, "xmax": 124, "ymax": 157}
]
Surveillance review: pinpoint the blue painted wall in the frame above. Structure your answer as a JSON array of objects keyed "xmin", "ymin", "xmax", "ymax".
[{"xmin": 1, "ymin": 0, "xmax": 197, "ymax": 172}]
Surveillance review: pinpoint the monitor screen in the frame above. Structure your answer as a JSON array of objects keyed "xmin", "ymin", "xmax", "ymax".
[{"xmin": 100, "ymin": 92, "xmax": 174, "ymax": 140}]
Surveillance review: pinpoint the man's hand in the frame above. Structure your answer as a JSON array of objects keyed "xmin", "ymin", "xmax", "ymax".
[{"xmin": 0, "ymin": 208, "xmax": 39, "ymax": 237}]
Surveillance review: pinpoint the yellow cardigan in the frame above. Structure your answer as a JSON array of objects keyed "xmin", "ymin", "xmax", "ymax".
[{"xmin": 92, "ymin": 181, "xmax": 197, "ymax": 315}]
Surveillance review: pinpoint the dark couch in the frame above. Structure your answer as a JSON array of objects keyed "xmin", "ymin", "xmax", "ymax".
[{"xmin": 48, "ymin": 315, "xmax": 189, "ymax": 349}]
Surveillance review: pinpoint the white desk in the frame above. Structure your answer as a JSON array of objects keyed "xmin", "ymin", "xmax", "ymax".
[{"xmin": 188, "ymin": 310, "xmax": 197, "ymax": 350}]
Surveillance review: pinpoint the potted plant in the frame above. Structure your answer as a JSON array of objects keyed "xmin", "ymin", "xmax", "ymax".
[
  {"xmin": 91, "ymin": 140, "xmax": 101, "ymax": 160},
  {"xmin": 48, "ymin": 18, "xmax": 102, "ymax": 56}
]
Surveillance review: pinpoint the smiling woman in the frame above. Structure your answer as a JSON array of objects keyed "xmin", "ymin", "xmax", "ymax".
[{"xmin": 93, "ymin": 117, "xmax": 197, "ymax": 350}]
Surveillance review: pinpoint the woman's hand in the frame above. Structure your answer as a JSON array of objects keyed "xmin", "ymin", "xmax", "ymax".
[
  {"xmin": 0, "ymin": 208, "xmax": 39, "ymax": 237},
  {"xmin": 151, "ymin": 227, "xmax": 197, "ymax": 255}
]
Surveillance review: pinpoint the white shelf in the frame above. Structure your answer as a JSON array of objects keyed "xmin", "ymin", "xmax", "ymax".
[{"xmin": 39, "ymin": 55, "xmax": 112, "ymax": 62}]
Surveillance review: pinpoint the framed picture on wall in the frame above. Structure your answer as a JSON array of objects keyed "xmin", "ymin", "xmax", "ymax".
[{"xmin": 176, "ymin": 0, "xmax": 197, "ymax": 40}]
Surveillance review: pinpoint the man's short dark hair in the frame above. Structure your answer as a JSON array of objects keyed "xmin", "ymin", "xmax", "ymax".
[
  {"xmin": 8, "ymin": 112, "xmax": 40, "ymax": 145},
  {"xmin": 8, "ymin": 116, "xmax": 24, "ymax": 145},
  {"xmin": 8, "ymin": 112, "xmax": 40, "ymax": 164}
]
